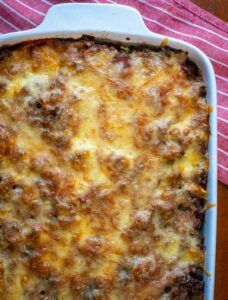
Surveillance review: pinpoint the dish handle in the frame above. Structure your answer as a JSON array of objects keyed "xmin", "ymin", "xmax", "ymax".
[{"xmin": 36, "ymin": 3, "xmax": 151, "ymax": 35}]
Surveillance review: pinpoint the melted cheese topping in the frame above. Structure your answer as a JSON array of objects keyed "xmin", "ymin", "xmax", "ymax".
[{"xmin": 0, "ymin": 38, "xmax": 209, "ymax": 299}]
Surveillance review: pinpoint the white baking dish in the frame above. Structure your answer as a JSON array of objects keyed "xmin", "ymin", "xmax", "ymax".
[{"xmin": 0, "ymin": 3, "xmax": 217, "ymax": 299}]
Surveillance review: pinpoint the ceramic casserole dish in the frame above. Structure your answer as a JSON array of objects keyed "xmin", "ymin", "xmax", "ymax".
[{"xmin": 0, "ymin": 3, "xmax": 217, "ymax": 300}]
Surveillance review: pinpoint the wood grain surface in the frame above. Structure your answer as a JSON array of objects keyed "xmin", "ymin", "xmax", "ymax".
[
  {"xmin": 216, "ymin": 183, "xmax": 228, "ymax": 300},
  {"xmin": 192, "ymin": 0, "xmax": 228, "ymax": 21},
  {"xmin": 190, "ymin": 1, "xmax": 228, "ymax": 299}
]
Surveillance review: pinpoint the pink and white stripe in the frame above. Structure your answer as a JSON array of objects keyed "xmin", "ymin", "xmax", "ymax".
[{"xmin": 0, "ymin": 0, "xmax": 227, "ymax": 184}]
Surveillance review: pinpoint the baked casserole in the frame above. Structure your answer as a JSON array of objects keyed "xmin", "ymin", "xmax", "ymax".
[{"xmin": 0, "ymin": 37, "xmax": 209, "ymax": 299}]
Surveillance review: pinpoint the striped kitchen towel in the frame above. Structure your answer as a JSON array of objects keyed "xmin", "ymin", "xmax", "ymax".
[{"xmin": 0, "ymin": 0, "xmax": 227, "ymax": 184}]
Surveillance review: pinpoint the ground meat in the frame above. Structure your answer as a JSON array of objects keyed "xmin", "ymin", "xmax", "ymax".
[
  {"xmin": 0, "ymin": 77, "xmax": 8, "ymax": 93},
  {"xmin": 182, "ymin": 59, "xmax": 200, "ymax": 80},
  {"xmin": 116, "ymin": 267, "xmax": 132, "ymax": 287},
  {"xmin": 0, "ymin": 107, "xmax": 23, "ymax": 154},
  {"xmin": 133, "ymin": 114, "xmax": 160, "ymax": 149},
  {"xmin": 160, "ymin": 141, "xmax": 184, "ymax": 160},
  {"xmin": 0, "ymin": 48, "xmax": 12, "ymax": 61},
  {"xmin": 79, "ymin": 236, "xmax": 108, "ymax": 258},
  {"xmin": 98, "ymin": 153, "xmax": 130, "ymax": 181},
  {"xmin": 78, "ymin": 185, "xmax": 114, "ymax": 215},
  {"xmin": 132, "ymin": 255, "xmax": 157, "ymax": 283},
  {"xmin": 97, "ymin": 103, "xmax": 116, "ymax": 142},
  {"xmin": 189, "ymin": 195, "xmax": 205, "ymax": 230},
  {"xmin": 191, "ymin": 112, "xmax": 209, "ymax": 131},
  {"xmin": 112, "ymin": 52, "xmax": 133, "ymax": 78},
  {"xmin": 23, "ymin": 279, "xmax": 58, "ymax": 300},
  {"xmin": 2, "ymin": 219, "xmax": 21, "ymax": 247},
  {"xmin": 133, "ymin": 116, "xmax": 177, "ymax": 155},
  {"xmin": 169, "ymin": 266, "xmax": 204, "ymax": 299},
  {"xmin": 70, "ymin": 150, "xmax": 89, "ymax": 171},
  {"xmin": 199, "ymin": 170, "xmax": 208, "ymax": 189},
  {"xmin": 199, "ymin": 85, "xmax": 207, "ymax": 97},
  {"xmin": 80, "ymin": 278, "xmax": 110, "ymax": 300},
  {"xmin": 0, "ymin": 172, "xmax": 17, "ymax": 198},
  {"xmin": 53, "ymin": 199, "xmax": 77, "ymax": 227},
  {"xmin": 132, "ymin": 210, "xmax": 151, "ymax": 230},
  {"xmin": 27, "ymin": 97, "xmax": 80, "ymax": 149}
]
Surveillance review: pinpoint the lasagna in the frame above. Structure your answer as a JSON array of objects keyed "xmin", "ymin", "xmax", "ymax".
[{"xmin": 0, "ymin": 37, "xmax": 209, "ymax": 299}]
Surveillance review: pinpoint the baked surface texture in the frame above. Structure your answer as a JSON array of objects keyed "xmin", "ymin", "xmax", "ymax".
[{"xmin": 0, "ymin": 38, "xmax": 209, "ymax": 299}]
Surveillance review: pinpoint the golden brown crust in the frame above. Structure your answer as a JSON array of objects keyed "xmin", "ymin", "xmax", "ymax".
[{"xmin": 0, "ymin": 37, "xmax": 209, "ymax": 299}]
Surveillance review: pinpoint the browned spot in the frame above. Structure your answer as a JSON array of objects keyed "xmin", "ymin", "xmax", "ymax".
[
  {"xmin": 70, "ymin": 150, "xmax": 89, "ymax": 171},
  {"xmin": 79, "ymin": 236, "xmax": 109, "ymax": 258},
  {"xmin": 98, "ymin": 153, "xmax": 129, "ymax": 181},
  {"xmin": 97, "ymin": 103, "xmax": 116, "ymax": 142}
]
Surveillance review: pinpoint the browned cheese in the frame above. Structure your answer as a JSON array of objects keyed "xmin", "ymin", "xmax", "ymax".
[{"xmin": 0, "ymin": 37, "xmax": 209, "ymax": 299}]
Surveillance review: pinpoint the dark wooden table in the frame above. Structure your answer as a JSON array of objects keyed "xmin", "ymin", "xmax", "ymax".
[{"xmin": 190, "ymin": 1, "xmax": 228, "ymax": 299}]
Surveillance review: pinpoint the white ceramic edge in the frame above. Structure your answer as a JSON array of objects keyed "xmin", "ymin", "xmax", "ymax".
[{"xmin": 0, "ymin": 3, "xmax": 217, "ymax": 299}]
